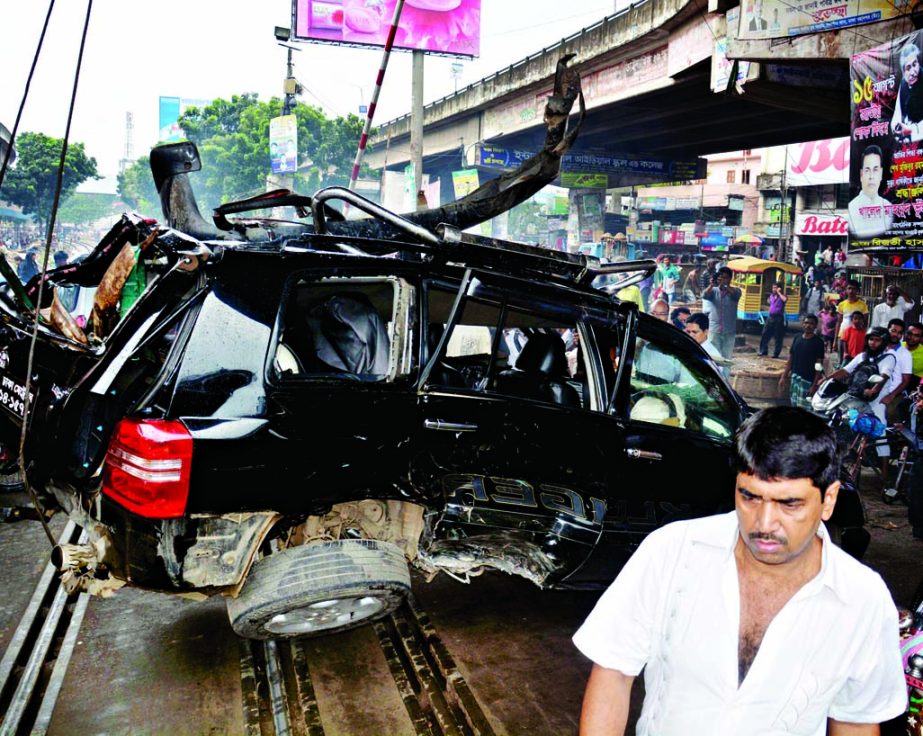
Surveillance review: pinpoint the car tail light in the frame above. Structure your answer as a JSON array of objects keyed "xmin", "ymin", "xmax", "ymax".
[{"xmin": 102, "ymin": 418, "xmax": 193, "ymax": 519}]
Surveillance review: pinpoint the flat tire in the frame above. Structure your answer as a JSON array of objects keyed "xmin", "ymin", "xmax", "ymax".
[{"xmin": 227, "ymin": 538, "xmax": 410, "ymax": 640}]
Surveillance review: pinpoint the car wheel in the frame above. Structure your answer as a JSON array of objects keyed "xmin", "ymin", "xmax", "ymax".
[{"xmin": 227, "ymin": 539, "xmax": 411, "ymax": 640}]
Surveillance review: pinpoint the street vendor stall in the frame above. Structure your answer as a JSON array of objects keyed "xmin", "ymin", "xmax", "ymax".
[{"xmin": 727, "ymin": 256, "xmax": 802, "ymax": 324}]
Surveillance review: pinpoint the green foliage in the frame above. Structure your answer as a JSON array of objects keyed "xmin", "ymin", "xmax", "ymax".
[
  {"xmin": 1, "ymin": 132, "xmax": 99, "ymax": 227},
  {"xmin": 116, "ymin": 156, "xmax": 160, "ymax": 216},
  {"xmin": 176, "ymin": 95, "xmax": 369, "ymax": 209},
  {"xmin": 58, "ymin": 192, "xmax": 120, "ymax": 225}
]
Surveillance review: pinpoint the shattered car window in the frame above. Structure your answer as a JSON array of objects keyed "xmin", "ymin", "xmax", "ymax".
[{"xmin": 275, "ymin": 277, "xmax": 400, "ymax": 382}]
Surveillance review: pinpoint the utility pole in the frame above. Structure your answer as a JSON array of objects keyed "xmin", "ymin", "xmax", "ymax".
[
  {"xmin": 410, "ymin": 50, "xmax": 425, "ymax": 211},
  {"xmin": 780, "ymin": 146, "xmax": 789, "ymax": 262},
  {"xmin": 273, "ymin": 28, "xmax": 301, "ymax": 193}
]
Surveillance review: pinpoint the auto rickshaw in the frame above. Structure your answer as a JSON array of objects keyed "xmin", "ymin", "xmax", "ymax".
[{"xmin": 726, "ymin": 256, "xmax": 802, "ymax": 324}]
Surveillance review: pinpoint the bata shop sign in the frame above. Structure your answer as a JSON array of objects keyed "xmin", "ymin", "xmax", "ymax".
[{"xmin": 795, "ymin": 213, "xmax": 849, "ymax": 236}]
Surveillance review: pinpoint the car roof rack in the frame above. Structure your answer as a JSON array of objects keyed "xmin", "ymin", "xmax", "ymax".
[{"xmin": 308, "ymin": 186, "xmax": 657, "ymax": 290}]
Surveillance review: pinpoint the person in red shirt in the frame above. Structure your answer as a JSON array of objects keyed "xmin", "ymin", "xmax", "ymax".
[{"xmin": 841, "ymin": 311, "xmax": 868, "ymax": 359}]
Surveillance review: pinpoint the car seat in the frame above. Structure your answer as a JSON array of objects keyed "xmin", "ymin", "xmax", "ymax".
[
  {"xmin": 494, "ymin": 332, "xmax": 581, "ymax": 407},
  {"xmin": 295, "ymin": 294, "xmax": 391, "ymax": 378}
]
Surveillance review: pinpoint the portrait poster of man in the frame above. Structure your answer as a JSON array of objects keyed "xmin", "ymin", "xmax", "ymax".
[
  {"xmin": 739, "ymin": 0, "xmax": 903, "ymax": 40},
  {"xmin": 849, "ymin": 29, "xmax": 923, "ymax": 250}
]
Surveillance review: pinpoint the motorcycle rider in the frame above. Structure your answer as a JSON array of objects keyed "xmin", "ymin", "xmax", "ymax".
[{"xmin": 829, "ymin": 326, "xmax": 897, "ymax": 479}]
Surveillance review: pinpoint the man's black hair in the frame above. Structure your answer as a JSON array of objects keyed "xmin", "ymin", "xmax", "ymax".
[
  {"xmin": 671, "ymin": 306, "xmax": 691, "ymax": 319},
  {"xmin": 802, "ymin": 314, "xmax": 818, "ymax": 324},
  {"xmin": 847, "ymin": 279, "xmax": 861, "ymax": 289},
  {"xmin": 910, "ymin": 321, "xmax": 923, "ymax": 333},
  {"xmin": 862, "ymin": 144, "xmax": 883, "ymax": 164},
  {"xmin": 888, "ymin": 317, "xmax": 906, "ymax": 331},
  {"xmin": 687, "ymin": 312, "xmax": 709, "ymax": 331},
  {"xmin": 717, "ymin": 266, "xmax": 732, "ymax": 278},
  {"xmin": 734, "ymin": 407, "xmax": 839, "ymax": 493}
]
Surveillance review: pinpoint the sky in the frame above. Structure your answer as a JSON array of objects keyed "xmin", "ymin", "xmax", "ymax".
[{"xmin": 1, "ymin": 1, "xmax": 618, "ymax": 193}]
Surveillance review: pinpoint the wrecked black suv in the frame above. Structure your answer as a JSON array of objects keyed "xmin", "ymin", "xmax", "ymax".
[{"xmin": 0, "ymin": 62, "xmax": 869, "ymax": 639}]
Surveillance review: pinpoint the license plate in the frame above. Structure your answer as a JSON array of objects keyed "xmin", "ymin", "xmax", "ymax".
[{"xmin": 0, "ymin": 373, "xmax": 34, "ymax": 419}]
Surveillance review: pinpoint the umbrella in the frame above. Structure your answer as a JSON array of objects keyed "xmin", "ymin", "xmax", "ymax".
[{"xmin": 734, "ymin": 233, "xmax": 763, "ymax": 245}]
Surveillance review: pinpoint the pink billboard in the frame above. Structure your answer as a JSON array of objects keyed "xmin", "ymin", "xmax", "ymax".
[{"xmin": 294, "ymin": 0, "xmax": 480, "ymax": 57}]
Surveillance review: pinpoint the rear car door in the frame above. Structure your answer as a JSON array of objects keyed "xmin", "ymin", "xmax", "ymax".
[
  {"xmin": 415, "ymin": 274, "xmax": 620, "ymax": 585},
  {"xmin": 165, "ymin": 263, "xmax": 420, "ymax": 515}
]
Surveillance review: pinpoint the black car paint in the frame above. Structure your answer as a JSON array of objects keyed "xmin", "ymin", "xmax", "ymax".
[{"xmin": 0, "ymin": 233, "xmax": 869, "ymax": 592}]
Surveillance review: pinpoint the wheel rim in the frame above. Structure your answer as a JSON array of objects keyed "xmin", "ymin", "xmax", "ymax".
[{"xmin": 265, "ymin": 595, "xmax": 386, "ymax": 635}]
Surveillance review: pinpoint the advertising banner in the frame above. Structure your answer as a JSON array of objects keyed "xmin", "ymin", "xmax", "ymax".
[
  {"xmin": 270, "ymin": 115, "xmax": 299, "ymax": 174},
  {"xmin": 795, "ymin": 212, "xmax": 850, "ymax": 236},
  {"xmin": 476, "ymin": 145, "xmax": 706, "ymax": 186},
  {"xmin": 560, "ymin": 173, "xmax": 608, "ymax": 188},
  {"xmin": 784, "ymin": 138, "xmax": 850, "ymax": 187},
  {"xmin": 159, "ymin": 96, "xmax": 211, "ymax": 143},
  {"xmin": 294, "ymin": 0, "xmax": 481, "ymax": 58},
  {"xmin": 451, "ymin": 168, "xmax": 479, "ymax": 198},
  {"xmin": 738, "ymin": 0, "xmax": 902, "ymax": 41},
  {"xmin": 712, "ymin": 10, "xmax": 756, "ymax": 94},
  {"xmin": 849, "ymin": 31, "xmax": 923, "ymax": 250}
]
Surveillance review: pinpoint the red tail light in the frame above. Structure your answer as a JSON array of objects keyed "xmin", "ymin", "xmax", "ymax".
[{"xmin": 102, "ymin": 418, "xmax": 193, "ymax": 519}]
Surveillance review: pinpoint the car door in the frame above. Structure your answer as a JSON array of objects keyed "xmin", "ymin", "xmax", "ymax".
[
  {"xmin": 621, "ymin": 315, "xmax": 744, "ymax": 513},
  {"xmin": 415, "ymin": 274, "xmax": 619, "ymax": 585},
  {"xmin": 575, "ymin": 313, "xmax": 747, "ymax": 582}
]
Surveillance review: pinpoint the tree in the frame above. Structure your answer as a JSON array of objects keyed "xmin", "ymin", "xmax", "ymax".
[
  {"xmin": 1, "ymin": 132, "xmax": 99, "ymax": 228},
  {"xmin": 58, "ymin": 192, "xmax": 120, "ymax": 226},
  {"xmin": 117, "ymin": 156, "xmax": 160, "ymax": 216},
  {"xmin": 176, "ymin": 95, "xmax": 369, "ymax": 209}
]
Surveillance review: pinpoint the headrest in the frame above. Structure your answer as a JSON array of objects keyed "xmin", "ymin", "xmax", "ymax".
[
  {"xmin": 515, "ymin": 332, "xmax": 568, "ymax": 376},
  {"xmin": 306, "ymin": 294, "xmax": 390, "ymax": 375}
]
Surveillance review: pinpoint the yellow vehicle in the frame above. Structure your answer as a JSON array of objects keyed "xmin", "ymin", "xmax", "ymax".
[{"xmin": 726, "ymin": 256, "xmax": 802, "ymax": 323}]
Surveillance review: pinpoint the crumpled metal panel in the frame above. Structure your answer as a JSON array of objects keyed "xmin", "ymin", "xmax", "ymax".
[
  {"xmin": 414, "ymin": 532, "xmax": 560, "ymax": 587},
  {"xmin": 159, "ymin": 512, "xmax": 279, "ymax": 589}
]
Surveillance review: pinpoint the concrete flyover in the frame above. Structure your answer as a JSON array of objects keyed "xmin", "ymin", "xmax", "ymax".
[{"xmin": 366, "ymin": 0, "xmax": 915, "ymax": 193}]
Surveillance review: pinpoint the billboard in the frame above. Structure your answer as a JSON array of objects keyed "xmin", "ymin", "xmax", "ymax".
[
  {"xmin": 270, "ymin": 115, "xmax": 299, "ymax": 174},
  {"xmin": 783, "ymin": 138, "xmax": 850, "ymax": 188},
  {"xmin": 476, "ymin": 145, "xmax": 706, "ymax": 187},
  {"xmin": 158, "ymin": 97, "xmax": 211, "ymax": 143},
  {"xmin": 293, "ymin": 0, "xmax": 480, "ymax": 57},
  {"xmin": 738, "ymin": 0, "xmax": 904, "ymax": 41},
  {"xmin": 849, "ymin": 30, "xmax": 923, "ymax": 250}
]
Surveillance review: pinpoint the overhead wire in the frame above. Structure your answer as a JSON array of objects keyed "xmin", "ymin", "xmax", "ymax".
[
  {"xmin": 16, "ymin": 0, "xmax": 95, "ymax": 548},
  {"xmin": 0, "ymin": 0, "xmax": 56, "ymax": 191}
]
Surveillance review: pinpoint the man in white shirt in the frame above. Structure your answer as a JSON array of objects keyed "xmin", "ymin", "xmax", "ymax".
[
  {"xmin": 683, "ymin": 311, "xmax": 731, "ymax": 376},
  {"xmin": 574, "ymin": 406, "xmax": 906, "ymax": 736},
  {"xmin": 880, "ymin": 319, "xmax": 914, "ymax": 448},
  {"xmin": 848, "ymin": 145, "xmax": 893, "ymax": 239},
  {"xmin": 870, "ymin": 284, "xmax": 914, "ymax": 328}
]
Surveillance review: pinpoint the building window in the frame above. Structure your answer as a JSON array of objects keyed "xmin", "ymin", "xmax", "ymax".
[
  {"xmin": 741, "ymin": 169, "xmax": 751, "ymax": 184},
  {"xmin": 726, "ymin": 170, "xmax": 736, "ymax": 184}
]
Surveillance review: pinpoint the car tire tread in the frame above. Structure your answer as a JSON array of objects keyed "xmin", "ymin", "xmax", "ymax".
[{"xmin": 227, "ymin": 538, "xmax": 410, "ymax": 640}]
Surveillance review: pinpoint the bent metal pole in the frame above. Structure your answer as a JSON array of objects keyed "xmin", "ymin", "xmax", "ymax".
[{"xmin": 346, "ymin": 0, "xmax": 406, "ymax": 194}]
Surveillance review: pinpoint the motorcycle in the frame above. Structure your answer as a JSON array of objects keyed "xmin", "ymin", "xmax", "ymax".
[
  {"xmin": 899, "ymin": 580, "xmax": 923, "ymax": 736},
  {"xmin": 810, "ymin": 364, "xmax": 889, "ymax": 487}
]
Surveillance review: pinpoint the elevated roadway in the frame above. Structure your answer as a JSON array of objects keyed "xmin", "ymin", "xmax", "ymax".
[{"xmin": 366, "ymin": 0, "xmax": 915, "ymax": 189}]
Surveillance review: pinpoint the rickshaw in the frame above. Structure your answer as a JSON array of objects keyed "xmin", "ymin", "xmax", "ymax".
[{"xmin": 727, "ymin": 256, "xmax": 802, "ymax": 324}]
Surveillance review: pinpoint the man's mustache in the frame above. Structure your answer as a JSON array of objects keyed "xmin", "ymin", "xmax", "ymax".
[{"xmin": 749, "ymin": 532, "xmax": 787, "ymax": 545}]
